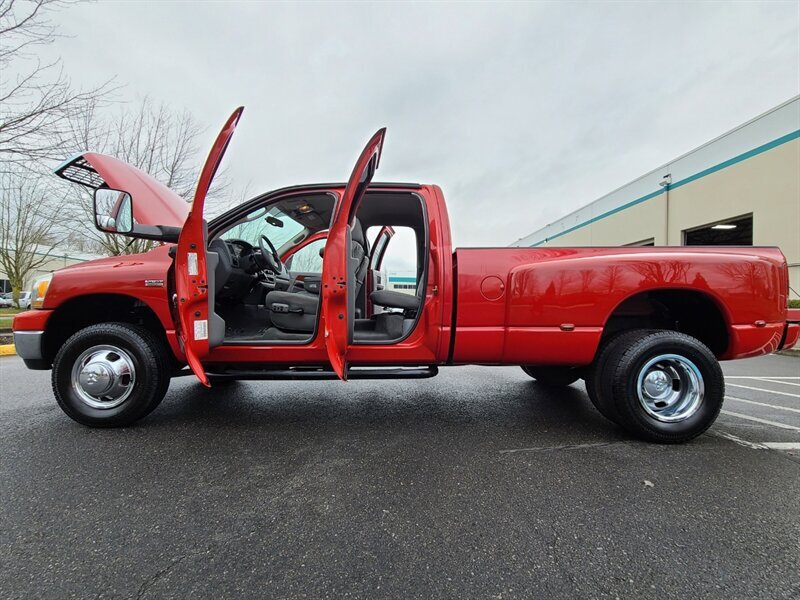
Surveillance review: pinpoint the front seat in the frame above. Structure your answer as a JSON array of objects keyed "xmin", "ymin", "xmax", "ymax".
[
  {"xmin": 266, "ymin": 219, "xmax": 369, "ymax": 334},
  {"xmin": 264, "ymin": 290, "xmax": 319, "ymax": 332}
]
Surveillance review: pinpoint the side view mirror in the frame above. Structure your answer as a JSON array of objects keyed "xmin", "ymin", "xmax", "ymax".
[{"xmin": 94, "ymin": 188, "xmax": 134, "ymax": 234}]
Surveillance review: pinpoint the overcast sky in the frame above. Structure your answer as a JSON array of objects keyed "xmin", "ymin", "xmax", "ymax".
[{"xmin": 42, "ymin": 1, "xmax": 800, "ymax": 249}]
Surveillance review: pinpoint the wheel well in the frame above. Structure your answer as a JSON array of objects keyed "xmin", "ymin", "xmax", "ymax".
[
  {"xmin": 43, "ymin": 294, "xmax": 171, "ymax": 366},
  {"xmin": 603, "ymin": 290, "xmax": 729, "ymax": 356}
]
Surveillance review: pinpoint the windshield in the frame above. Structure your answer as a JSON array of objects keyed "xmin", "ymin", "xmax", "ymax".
[{"xmin": 220, "ymin": 206, "xmax": 306, "ymax": 251}]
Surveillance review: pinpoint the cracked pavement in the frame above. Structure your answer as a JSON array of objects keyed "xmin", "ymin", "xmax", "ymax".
[{"xmin": 1, "ymin": 355, "xmax": 799, "ymax": 598}]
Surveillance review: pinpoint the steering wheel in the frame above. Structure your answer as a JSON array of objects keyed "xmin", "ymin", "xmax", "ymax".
[{"xmin": 258, "ymin": 234, "xmax": 283, "ymax": 273}]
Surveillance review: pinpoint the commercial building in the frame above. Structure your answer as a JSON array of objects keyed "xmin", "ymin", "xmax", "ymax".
[
  {"xmin": 386, "ymin": 272, "xmax": 418, "ymax": 295},
  {"xmin": 510, "ymin": 97, "xmax": 800, "ymax": 300}
]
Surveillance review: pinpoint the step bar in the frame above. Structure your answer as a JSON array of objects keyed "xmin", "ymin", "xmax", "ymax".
[{"xmin": 195, "ymin": 365, "xmax": 439, "ymax": 381}]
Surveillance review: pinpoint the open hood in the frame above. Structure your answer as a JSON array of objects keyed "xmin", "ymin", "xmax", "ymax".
[{"xmin": 55, "ymin": 153, "xmax": 189, "ymax": 228}]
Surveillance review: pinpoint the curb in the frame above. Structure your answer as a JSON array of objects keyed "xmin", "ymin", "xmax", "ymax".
[{"xmin": 0, "ymin": 344, "xmax": 15, "ymax": 356}]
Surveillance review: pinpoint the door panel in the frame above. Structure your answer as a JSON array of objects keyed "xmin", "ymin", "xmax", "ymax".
[
  {"xmin": 321, "ymin": 128, "xmax": 386, "ymax": 380},
  {"xmin": 175, "ymin": 107, "xmax": 244, "ymax": 386}
]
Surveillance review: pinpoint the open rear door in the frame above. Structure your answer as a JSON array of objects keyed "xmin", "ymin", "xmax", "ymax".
[
  {"xmin": 320, "ymin": 128, "xmax": 386, "ymax": 380},
  {"xmin": 174, "ymin": 107, "xmax": 244, "ymax": 386}
]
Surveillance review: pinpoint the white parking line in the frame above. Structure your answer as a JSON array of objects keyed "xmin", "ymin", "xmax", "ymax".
[
  {"xmin": 725, "ymin": 376, "xmax": 800, "ymax": 380},
  {"xmin": 756, "ymin": 378, "xmax": 800, "ymax": 388},
  {"xmin": 761, "ymin": 442, "xmax": 800, "ymax": 450},
  {"xmin": 712, "ymin": 433, "xmax": 800, "ymax": 451},
  {"xmin": 725, "ymin": 383, "xmax": 800, "ymax": 399},
  {"xmin": 720, "ymin": 410, "xmax": 800, "ymax": 431},
  {"xmin": 713, "ymin": 431, "xmax": 768, "ymax": 450},
  {"xmin": 725, "ymin": 395, "xmax": 800, "ymax": 414}
]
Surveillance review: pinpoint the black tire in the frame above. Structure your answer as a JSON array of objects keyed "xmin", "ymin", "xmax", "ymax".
[
  {"xmin": 585, "ymin": 330, "xmax": 651, "ymax": 424},
  {"xmin": 521, "ymin": 366, "xmax": 581, "ymax": 386},
  {"xmin": 52, "ymin": 323, "xmax": 171, "ymax": 427},
  {"xmin": 599, "ymin": 329, "xmax": 724, "ymax": 443}
]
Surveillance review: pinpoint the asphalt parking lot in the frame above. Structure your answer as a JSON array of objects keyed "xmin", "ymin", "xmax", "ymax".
[{"xmin": 1, "ymin": 354, "xmax": 798, "ymax": 599}]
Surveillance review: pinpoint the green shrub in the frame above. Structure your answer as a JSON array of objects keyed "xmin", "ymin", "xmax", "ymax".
[{"xmin": 790, "ymin": 299, "xmax": 800, "ymax": 309}]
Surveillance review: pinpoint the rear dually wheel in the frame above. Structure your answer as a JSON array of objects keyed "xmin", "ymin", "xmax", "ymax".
[{"xmin": 594, "ymin": 329, "xmax": 724, "ymax": 443}]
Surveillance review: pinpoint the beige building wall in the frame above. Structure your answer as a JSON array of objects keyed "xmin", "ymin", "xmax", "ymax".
[{"xmin": 588, "ymin": 198, "xmax": 667, "ymax": 246}]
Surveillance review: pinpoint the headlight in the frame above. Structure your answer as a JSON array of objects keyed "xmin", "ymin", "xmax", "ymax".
[{"xmin": 31, "ymin": 274, "xmax": 52, "ymax": 309}]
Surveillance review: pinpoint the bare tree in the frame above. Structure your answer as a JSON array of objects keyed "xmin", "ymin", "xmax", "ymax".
[
  {"xmin": 0, "ymin": 170, "xmax": 64, "ymax": 304},
  {"xmin": 62, "ymin": 97, "xmax": 231, "ymax": 256},
  {"xmin": 0, "ymin": 0, "xmax": 114, "ymax": 171},
  {"xmin": 69, "ymin": 97, "xmax": 211, "ymax": 198}
]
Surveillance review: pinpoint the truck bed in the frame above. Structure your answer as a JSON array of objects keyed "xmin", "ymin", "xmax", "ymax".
[{"xmin": 451, "ymin": 246, "xmax": 789, "ymax": 365}]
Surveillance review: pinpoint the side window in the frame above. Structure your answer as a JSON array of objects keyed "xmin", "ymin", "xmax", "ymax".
[{"xmin": 285, "ymin": 238, "xmax": 325, "ymax": 273}]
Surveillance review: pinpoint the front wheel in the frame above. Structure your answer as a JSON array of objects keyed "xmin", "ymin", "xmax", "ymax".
[
  {"xmin": 598, "ymin": 330, "xmax": 724, "ymax": 443},
  {"xmin": 521, "ymin": 366, "xmax": 581, "ymax": 387},
  {"xmin": 52, "ymin": 323, "xmax": 171, "ymax": 427}
]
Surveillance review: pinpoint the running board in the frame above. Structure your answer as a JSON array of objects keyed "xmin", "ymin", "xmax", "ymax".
[{"xmin": 199, "ymin": 365, "xmax": 439, "ymax": 381}]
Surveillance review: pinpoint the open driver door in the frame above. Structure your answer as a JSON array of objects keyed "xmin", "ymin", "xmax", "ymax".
[
  {"xmin": 320, "ymin": 128, "xmax": 386, "ymax": 380},
  {"xmin": 174, "ymin": 107, "xmax": 244, "ymax": 386}
]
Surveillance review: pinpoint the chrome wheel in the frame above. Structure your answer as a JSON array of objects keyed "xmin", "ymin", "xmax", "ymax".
[
  {"xmin": 636, "ymin": 354, "xmax": 704, "ymax": 422},
  {"xmin": 70, "ymin": 345, "xmax": 136, "ymax": 409}
]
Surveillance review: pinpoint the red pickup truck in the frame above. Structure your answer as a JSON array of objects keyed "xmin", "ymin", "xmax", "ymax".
[{"xmin": 13, "ymin": 108, "xmax": 800, "ymax": 442}]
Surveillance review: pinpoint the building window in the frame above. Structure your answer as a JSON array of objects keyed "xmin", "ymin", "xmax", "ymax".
[
  {"xmin": 683, "ymin": 214, "xmax": 753, "ymax": 246},
  {"xmin": 625, "ymin": 238, "xmax": 655, "ymax": 247}
]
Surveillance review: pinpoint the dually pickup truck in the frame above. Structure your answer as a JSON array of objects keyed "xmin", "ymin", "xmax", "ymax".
[{"xmin": 13, "ymin": 108, "xmax": 800, "ymax": 442}]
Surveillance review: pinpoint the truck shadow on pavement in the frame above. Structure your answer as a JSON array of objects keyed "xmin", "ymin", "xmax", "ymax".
[{"xmin": 138, "ymin": 376, "xmax": 627, "ymax": 444}]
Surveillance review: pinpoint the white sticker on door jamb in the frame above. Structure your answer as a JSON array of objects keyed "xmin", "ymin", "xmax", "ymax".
[
  {"xmin": 187, "ymin": 252, "xmax": 199, "ymax": 276},
  {"xmin": 194, "ymin": 319, "xmax": 208, "ymax": 341}
]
